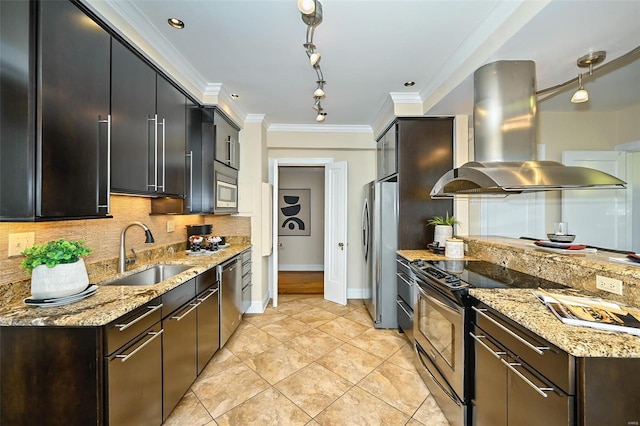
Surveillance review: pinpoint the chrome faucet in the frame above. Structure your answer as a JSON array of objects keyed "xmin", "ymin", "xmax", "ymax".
[{"xmin": 118, "ymin": 222, "xmax": 155, "ymax": 273}]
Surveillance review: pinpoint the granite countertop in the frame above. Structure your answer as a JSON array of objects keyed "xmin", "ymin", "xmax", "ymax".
[
  {"xmin": 472, "ymin": 288, "xmax": 640, "ymax": 358},
  {"xmin": 0, "ymin": 244, "xmax": 251, "ymax": 328},
  {"xmin": 397, "ymin": 250, "xmax": 476, "ymax": 262}
]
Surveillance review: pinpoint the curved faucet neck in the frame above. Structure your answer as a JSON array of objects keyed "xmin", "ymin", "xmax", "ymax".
[{"xmin": 118, "ymin": 222, "xmax": 154, "ymax": 273}]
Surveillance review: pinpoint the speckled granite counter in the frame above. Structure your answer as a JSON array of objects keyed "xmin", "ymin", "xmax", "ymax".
[
  {"xmin": 397, "ymin": 250, "xmax": 476, "ymax": 262},
  {"xmin": 0, "ymin": 244, "xmax": 251, "ymax": 327},
  {"xmin": 471, "ymin": 288, "xmax": 640, "ymax": 358}
]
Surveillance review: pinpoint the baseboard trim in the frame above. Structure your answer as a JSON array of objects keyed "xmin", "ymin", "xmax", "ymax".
[
  {"xmin": 278, "ymin": 264, "xmax": 324, "ymax": 272},
  {"xmin": 348, "ymin": 288, "xmax": 369, "ymax": 300},
  {"xmin": 245, "ymin": 290, "xmax": 271, "ymax": 314}
]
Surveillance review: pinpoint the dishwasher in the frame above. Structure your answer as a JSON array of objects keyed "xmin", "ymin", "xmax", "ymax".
[{"xmin": 219, "ymin": 256, "xmax": 242, "ymax": 347}]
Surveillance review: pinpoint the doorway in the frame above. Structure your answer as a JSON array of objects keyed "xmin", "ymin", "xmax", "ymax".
[
  {"xmin": 277, "ymin": 166, "xmax": 325, "ymax": 294},
  {"xmin": 269, "ymin": 158, "xmax": 347, "ymax": 307}
]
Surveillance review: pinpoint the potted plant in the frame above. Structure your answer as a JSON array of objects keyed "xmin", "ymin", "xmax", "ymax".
[
  {"xmin": 20, "ymin": 238, "xmax": 92, "ymax": 299},
  {"xmin": 427, "ymin": 212, "xmax": 460, "ymax": 247}
]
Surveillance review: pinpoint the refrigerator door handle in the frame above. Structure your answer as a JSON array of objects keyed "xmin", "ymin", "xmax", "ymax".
[{"xmin": 361, "ymin": 198, "xmax": 370, "ymax": 262}]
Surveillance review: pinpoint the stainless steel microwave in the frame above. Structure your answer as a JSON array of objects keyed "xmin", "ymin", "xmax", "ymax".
[{"xmin": 214, "ymin": 161, "xmax": 238, "ymax": 214}]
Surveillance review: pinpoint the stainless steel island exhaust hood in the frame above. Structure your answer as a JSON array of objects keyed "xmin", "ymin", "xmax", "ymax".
[{"xmin": 431, "ymin": 60, "xmax": 626, "ymax": 198}]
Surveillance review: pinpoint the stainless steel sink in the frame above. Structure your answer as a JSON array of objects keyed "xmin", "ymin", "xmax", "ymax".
[{"xmin": 103, "ymin": 264, "xmax": 193, "ymax": 286}]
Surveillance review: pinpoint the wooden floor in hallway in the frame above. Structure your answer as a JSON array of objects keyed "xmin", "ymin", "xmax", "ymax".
[{"xmin": 278, "ymin": 271, "xmax": 324, "ymax": 294}]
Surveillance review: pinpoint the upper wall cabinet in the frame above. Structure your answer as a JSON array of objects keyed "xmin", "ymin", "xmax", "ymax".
[
  {"xmin": 376, "ymin": 123, "xmax": 397, "ymax": 181},
  {"xmin": 111, "ymin": 41, "xmax": 186, "ymax": 197},
  {"xmin": 0, "ymin": 0, "xmax": 111, "ymax": 221},
  {"xmin": 214, "ymin": 111, "xmax": 240, "ymax": 170}
]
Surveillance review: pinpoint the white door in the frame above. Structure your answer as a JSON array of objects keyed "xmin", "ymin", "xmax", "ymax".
[
  {"xmin": 270, "ymin": 159, "xmax": 280, "ymax": 307},
  {"xmin": 324, "ymin": 161, "xmax": 348, "ymax": 305},
  {"xmin": 562, "ymin": 151, "xmax": 629, "ymax": 250}
]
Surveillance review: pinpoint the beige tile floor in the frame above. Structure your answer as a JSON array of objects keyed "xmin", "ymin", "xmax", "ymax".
[{"xmin": 163, "ymin": 295, "xmax": 451, "ymax": 426}]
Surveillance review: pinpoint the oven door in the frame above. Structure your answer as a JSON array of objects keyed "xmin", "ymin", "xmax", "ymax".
[{"xmin": 414, "ymin": 276, "xmax": 465, "ymax": 399}]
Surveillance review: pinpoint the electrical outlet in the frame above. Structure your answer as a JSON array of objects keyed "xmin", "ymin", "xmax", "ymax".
[
  {"xmin": 8, "ymin": 232, "xmax": 35, "ymax": 257},
  {"xmin": 596, "ymin": 275, "xmax": 623, "ymax": 295},
  {"xmin": 166, "ymin": 220, "xmax": 175, "ymax": 233}
]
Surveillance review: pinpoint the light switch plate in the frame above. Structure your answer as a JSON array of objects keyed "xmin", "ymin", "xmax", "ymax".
[
  {"xmin": 596, "ymin": 275, "xmax": 623, "ymax": 295},
  {"xmin": 8, "ymin": 232, "xmax": 35, "ymax": 257},
  {"xmin": 166, "ymin": 220, "xmax": 175, "ymax": 233}
]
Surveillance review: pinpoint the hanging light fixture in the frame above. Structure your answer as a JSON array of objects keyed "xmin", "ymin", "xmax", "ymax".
[
  {"xmin": 298, "ymin": 0, "xmax": 327, "ymax": 122},
  {"xmin": 570, "ymin": 74, "xmax": 588, "ymax": 103},
  {"xmin": 571, "ymin": 50, "xmax": 606, "ymax": 104}
]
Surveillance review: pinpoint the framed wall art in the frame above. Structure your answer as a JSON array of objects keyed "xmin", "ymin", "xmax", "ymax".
[{"xmin": 278, "ymin": 189, "xmax": 311, "ymax": 236}]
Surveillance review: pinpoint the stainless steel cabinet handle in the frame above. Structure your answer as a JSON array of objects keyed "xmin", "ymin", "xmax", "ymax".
[
  {"xmin": 197, "ymin": 287, "xmax": 218, "ymax": 302},
  {"xmin": 115, "ymin": 304, "xmax": 163, "ymax": 331},
  {"xmin": 396, "ymin": 258, "xmax": 410, "ymax": 268},
  {"xmin": 97, "ymin": 114, "xmax": 111, "ymax": 213},
  {"xmin": 396, "ymin": 298, "xmax": 413, "ymax": 319},
  {"xmin": 501, "ymin": 359, "xmax": 554, "ymax": 398},
  {"xmin": 171, "ymin": 302, "xmax": 200, "ymax": 321},
  {"xmin": 159, "ymin": 118, "xmax": 166, "ymax": 191},
  {"xmin": 470, "ymin": 332, "xmax": 506, "ymax": 360},
  {"xmin": 116, "ymin": 329, "xmax": 163, "ymax": 363},
  {"xmin": 473, "ymin": 307, "xmax": 549, "ymax": 355},
  {"xmin": 186, "ymin": 151, "xmax": 193, "ymax": 209},
  {"xmin": 226, "ymin": 135, "xmax": 233, "ymax": 165},
  {"xmin": 396, "ymin": 272, "xmax": 413, "ymax": 286},
  {"xmin": 148, "ymin": 114, "xmax": 158, "ymax": 190}
]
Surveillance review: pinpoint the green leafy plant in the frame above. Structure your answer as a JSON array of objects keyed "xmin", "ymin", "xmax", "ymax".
[
  {"xmin": 20, "ymin": 239, "xmax": 92, "ymax": 274},
  {"xmin": 427, "ymin": 212, "xmax": 459, "ymax": 227}
]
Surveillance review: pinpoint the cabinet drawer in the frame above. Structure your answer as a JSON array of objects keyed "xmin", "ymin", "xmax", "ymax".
[
  {"xmin": 242, "ymin": 271, "xmax": 252, "ymax": 287},
  {"xmin": 396, "ymin": 256, "xmax": 414, "ymax": 306},
  {"xmin": 196, "ymin": 267, "xmax": 218, "ymax": 295},
  {"xmin": 105, "ymin": 297, "xmax": 163, "ymax": 356},
  {"xmin": 473, "ymin": 304, "xmax": 574, "ymax": 394},
  {"xmin": 162, "ymin": 279, "xmax": 196, "ymax": 318}
]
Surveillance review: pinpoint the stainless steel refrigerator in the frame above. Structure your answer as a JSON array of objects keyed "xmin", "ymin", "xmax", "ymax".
[{"xmin": 362, "ymin": 180, "xmax": 398, "ymax": 328}]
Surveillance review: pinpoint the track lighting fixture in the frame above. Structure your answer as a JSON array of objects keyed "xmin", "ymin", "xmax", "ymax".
[
  {"xmin": 570, "ymin": 50, "xmax": 606, "ymax": 104},
  {"xmin": 298, "ymin": 0, "xmax": 327, "ymax": 122},
  {"xmin": 570, "ymin": 74, "xmax": 588, "ymax": 103}
]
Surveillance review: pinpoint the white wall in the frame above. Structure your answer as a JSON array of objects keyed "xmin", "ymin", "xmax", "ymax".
[
  {"xmin": 268, "ymin": 130, "xmax": 376, "ymax": 297},
  {"xmin": 278, "ymin": 167, "xmax": 325, "ymax": 270}
]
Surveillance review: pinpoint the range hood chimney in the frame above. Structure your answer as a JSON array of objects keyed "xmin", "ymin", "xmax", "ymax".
[{"xmin": 431, "ymin": 60, "xmax": 626, "ymax": 198}]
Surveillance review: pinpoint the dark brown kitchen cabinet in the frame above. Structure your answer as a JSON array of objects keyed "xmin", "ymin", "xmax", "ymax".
[
  {"xmin": 472, "ymin": 302, "xmax": 640, "ymax": 426},
  {"xmin": 0, "ymin": 0, "xmax": 111, "ymax": 221},
  {"xmin": 196, "ymin": 267, "xmax": 220, "ymax": 374},
  {"xmin": 111, "ymin": 40, "xmax": 186, "ymax": 197},
  {"xmin": 0, "ymin": 297, "xmax": 164, "ymax": 426},
  {"xmin": 214, "ymin": 110, "xmax": 240, "ymax": 170},
  {"xmin": 378, "ymin": 117, "xmax": 454, "ymax": 249}
]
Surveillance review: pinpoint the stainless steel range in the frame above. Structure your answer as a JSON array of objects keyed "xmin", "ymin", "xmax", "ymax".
[{"xmin": 410, "ymin": 260, "xmax": 566, "ymax": 426}]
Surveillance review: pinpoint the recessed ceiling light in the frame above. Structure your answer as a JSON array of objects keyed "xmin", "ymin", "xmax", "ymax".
[
  {"xmin": 230, "ymin": 93, "xmax": 239, "ymax": 99},
  {"xmin": 404, "ymin": 81, "xmax": 415, "ymax": 87},
  {"xmin": 167, "ymin": 18, "xmax": 184, "ymax": 29}
]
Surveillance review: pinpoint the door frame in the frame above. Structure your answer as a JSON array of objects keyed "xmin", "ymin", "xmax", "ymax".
[{"xmin": 269, "ymin": 157, "xmax": 335, "ymax": 307}]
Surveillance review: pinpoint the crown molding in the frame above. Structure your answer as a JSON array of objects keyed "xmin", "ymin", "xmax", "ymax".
[
  {"xmin": 389, "ymin": 92, "xmax": 423, "ymax": 104},
  {"xmin": 267, "ymin": 124, "xmax": 373, "ymax": 133}
]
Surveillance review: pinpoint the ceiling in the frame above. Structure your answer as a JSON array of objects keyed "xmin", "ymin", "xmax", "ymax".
[{"xmin": 83, "ymin": 0, "xmax": 640, "ymax": 132}]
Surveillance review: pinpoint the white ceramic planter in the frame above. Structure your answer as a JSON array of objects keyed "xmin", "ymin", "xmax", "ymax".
[
  {"xmin": 30, "ymin": 258, "xmax": 89, "ymax": 299},
  {"xmin": 433, "ymin": 225, "xmax": 453, "ymax": 247}
]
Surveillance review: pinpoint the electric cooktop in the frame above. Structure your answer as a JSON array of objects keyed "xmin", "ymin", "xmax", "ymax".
[{"xmin": 411, "ymin": 259, "xmax": 568, "ymax": 291}]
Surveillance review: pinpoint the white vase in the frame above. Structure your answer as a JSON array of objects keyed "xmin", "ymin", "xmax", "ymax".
[
  {"xmin": 433, "ymin": 225, "xmax": 453, "ymax": 247},
  {"xmin": 30, "ymin": 258, "xmax": 89, "ymax": 299}
]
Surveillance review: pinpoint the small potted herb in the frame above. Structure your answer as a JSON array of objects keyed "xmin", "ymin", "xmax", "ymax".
[
  {"xmin": 21, "ymin": 239, "xmax": 92, "ymax": 299},
  {"xmin": 427, "ymin": 212, "xmax": 460, "ymax": 247}
]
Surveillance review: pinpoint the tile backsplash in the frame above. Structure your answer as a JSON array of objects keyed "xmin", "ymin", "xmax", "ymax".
[{"xmin": 0, "ymin": 195, "xmax": 250, "ymax": 286}]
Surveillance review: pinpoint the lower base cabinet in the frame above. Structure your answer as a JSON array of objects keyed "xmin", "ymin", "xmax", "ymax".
[
  {"xmin": 0, "ymin": 265, "xmax": 224, "ymax": 426},
  {"xmin": 162, "ymin": 296, "xmax": 198, "ymax": 420},
  {"xmin": 471, "ymin": 302, "xmax": 640, "ymax": 426}
]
